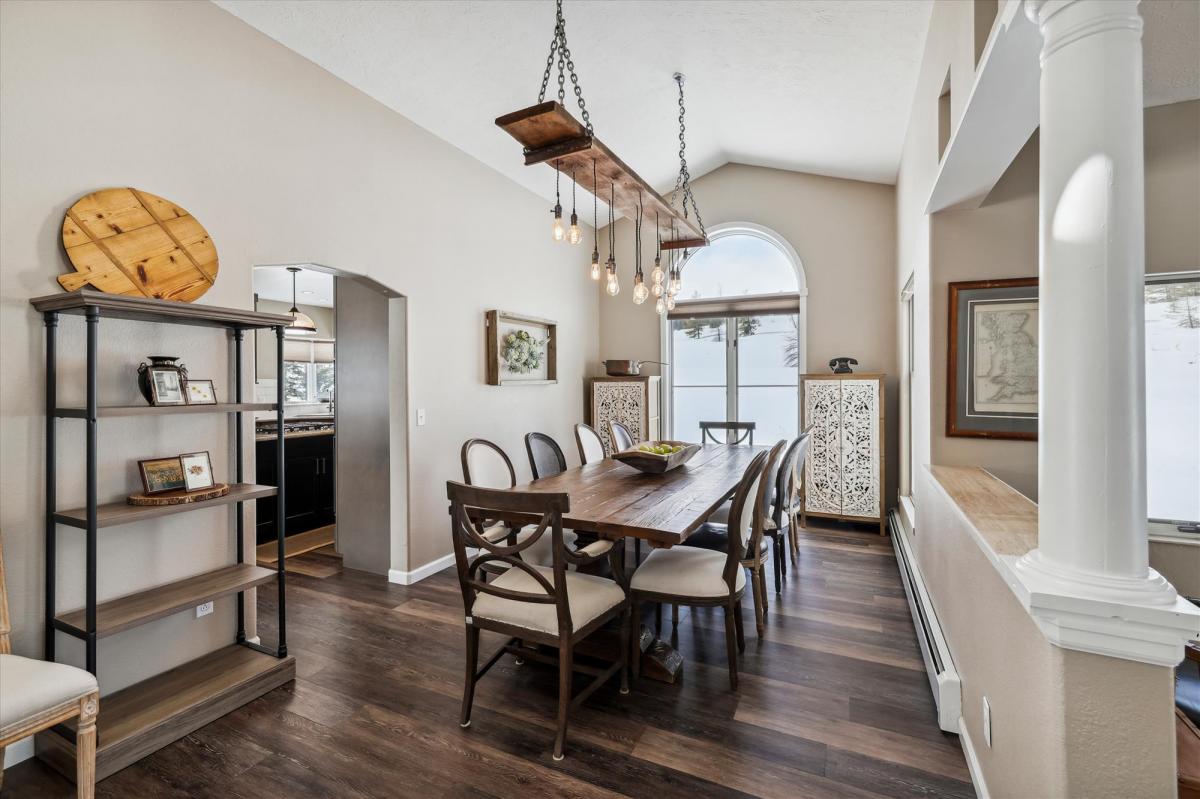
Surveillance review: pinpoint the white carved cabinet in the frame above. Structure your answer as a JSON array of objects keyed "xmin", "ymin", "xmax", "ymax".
[
  {"xmin": 585, "ymin": 376, "xmax": 660, "ymax": 456},
  {"xmin": 801, "ymin": 373, "xmax": 886, "ymax": 535}
]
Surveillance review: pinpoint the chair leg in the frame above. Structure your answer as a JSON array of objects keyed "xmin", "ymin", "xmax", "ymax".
[
  {"xmin": 778, "ymin": 532, "xmax": 787, "ymax": 578},
  {"xmin": 752, "ymin": 567, "xmax": 766, "ymax": 638},
  {"xmin": 631, "ymin": 599, "xmax": 642, "ymax": 680},
  {"xmin": 460, "ymin": 626, "xmax": 480, "ymax": 728},
  {"xmin": 619, "ymin": 604, "xmax": 631, "ymax": 695},
  {"xmin": 671, "ymin": 603, "xmax": 679, "ymax": 628},
  {"xmin": 777, "ymin": 535, "xmax": 787, "ymax": 590},
  {"xmin": 723, "ymin": 604, "xmax": 739, "ymax": 691},
  {"xmin": 635, "ymin": 538, "xmax": 642, "ymax": 564},
  {"xmin": 76, "ymin": 692, "xmax": 98, "ymax": 799},
  {"xmin": 734, "ymin": 599, "xmax": 746, "ymax": 653},
  {"xmin": 553, "ymin": 638, "xmax": 573, "ymax": 761},
  {"xmin": 789, "ymin": 510, "xmax": 800, "ymax": 562}
]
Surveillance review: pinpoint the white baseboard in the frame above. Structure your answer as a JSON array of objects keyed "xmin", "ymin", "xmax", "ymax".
[
  {"xmin": 958, "ymin": 716, "xmax": 991, "ymax": 799},
  {"xmin": 388, "ymin": 552, "xmax": 456, "ymax": 585},
  {"xmin": 3, "ymin": 735, "xmax": 34, "ymax": 769}
]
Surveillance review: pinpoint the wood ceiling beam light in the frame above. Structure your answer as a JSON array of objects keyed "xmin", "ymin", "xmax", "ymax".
[{"xmin": 496, "ymin": 102, "xmax": 706, "ymax": 248}]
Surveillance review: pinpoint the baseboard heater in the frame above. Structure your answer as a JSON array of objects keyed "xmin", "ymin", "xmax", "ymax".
[{"xmin": 890, "ymin": 511, "xmax": 962, "ymax": 733}]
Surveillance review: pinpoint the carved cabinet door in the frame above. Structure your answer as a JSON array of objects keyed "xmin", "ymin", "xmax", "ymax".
[
  {"xmin": 803, "ymin": 379, "xmax": 843, "ymax": 515},
  {"xmin": 592, "ymin": 381, "xmax": 647, "ymax": 456},
  {"xmin": 838, "ymin": 379, "xmax": 881, "ymax": 518}
]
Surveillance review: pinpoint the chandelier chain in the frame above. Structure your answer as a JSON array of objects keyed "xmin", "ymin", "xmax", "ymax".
[
  {"xmin": 536, "ymin": 0, "xmax": 593, "ymax": 135},
  {"xmin": 668, "ymin": 73, "xmax": 706, "ymax": 240}
]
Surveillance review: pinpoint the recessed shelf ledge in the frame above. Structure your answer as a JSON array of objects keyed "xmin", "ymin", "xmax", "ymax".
[{"xmin": 928, "ymin": 465, "xmax": 1200, "ymax": 667}]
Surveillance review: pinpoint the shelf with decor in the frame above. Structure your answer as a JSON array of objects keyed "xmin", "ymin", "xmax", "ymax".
[{"xmin": 27, "ymin": 288, "xmax": 297, "ymax": 783}]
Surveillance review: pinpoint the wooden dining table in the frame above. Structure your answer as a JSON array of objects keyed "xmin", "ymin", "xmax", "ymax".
[
  {"xmin": 501, "ymin": 443, "xmax": 768, "ymax": 682},
  {"xmin": 510, "ymin": 443, "xmax": 767, "ymax": 548}
]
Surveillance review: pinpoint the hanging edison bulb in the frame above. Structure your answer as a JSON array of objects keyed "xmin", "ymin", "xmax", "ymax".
[
  {"xmin": 633, "ymin": 275, "xmax": 648, "ymax": 304},
  {"xmin": 650, "ymin": 256, "xmax": 664, "ymax": 287},
  {"xmin": 590, "ymin": 249, "xmax": 601, "ymax": 280},
  {"xmin": 568, "ymin": 212, "xmax": 582, "ymax": 245},
  {"xmin": 606, "ymin": 271, "xmax": 620, "ymax": 296},
  {"xmin": 655, "ymin": 296, "xmax": 666, "ymax": 314},
  {"xmin": 666, "ymin": 294, "xmax": 676, "ymax": 311},
  {"xmin": 552, "ymin": 204, "xmax": 565, "ymax": 241}
]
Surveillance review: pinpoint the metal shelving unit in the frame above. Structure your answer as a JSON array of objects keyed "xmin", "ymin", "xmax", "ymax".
[{"xmin": 28, "ymin": 289, "xmax": 297, "ymax": 782}]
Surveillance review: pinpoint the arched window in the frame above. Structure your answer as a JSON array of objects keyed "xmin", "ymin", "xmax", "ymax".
[{"xmin": 666, "ymin": 224, "xmax": 806, "ymax": 444}]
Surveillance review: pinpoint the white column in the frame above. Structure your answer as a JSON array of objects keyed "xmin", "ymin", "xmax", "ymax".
[{"xmin": 1016, "ymin": 0, "xmax": 1176, "ymax": 606}]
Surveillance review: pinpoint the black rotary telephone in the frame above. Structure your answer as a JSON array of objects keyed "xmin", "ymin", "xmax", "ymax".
[{"xmin": 828, "ymin": 357, "xmax": 858, "ymax": 374}]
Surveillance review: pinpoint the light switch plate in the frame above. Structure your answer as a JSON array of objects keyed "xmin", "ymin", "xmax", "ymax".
[
  {"xmin": 416, "ymin": 408, "xmax": 426, "ymax": 426},
  {"xmin": 982, "ymin": 696, "xmax": 992, "ymax": 748},
  {"xmin": 196, "ymin": 601, "xmax": 214, "ymax": 618}
]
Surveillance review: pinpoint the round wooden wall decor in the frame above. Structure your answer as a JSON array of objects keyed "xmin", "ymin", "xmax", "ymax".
[{"xmin": 59, "ymin": 187, "xmax": 219, "ymax": 302}]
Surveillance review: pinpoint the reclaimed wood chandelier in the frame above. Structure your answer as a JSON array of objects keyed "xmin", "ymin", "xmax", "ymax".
[{"xmin": 495, "ymin": 0, "xmax": 707, "ymax": 309}]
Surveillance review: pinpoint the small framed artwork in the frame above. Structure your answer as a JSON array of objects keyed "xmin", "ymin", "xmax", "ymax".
[
  {"xmin": 185, "ymin": 379, "xmax": 217, "ymax": 405},
  {"xmin": 179, "ymin": 451, "xmax": 215, "ymax": 492},
  {"xmin": 149, "ymin": 368, "xmax": 187, "ymax": 405},
  {"xmin": 138, "ymin": 456, "xmax": 185, "ymax": 494},
  {"xmin": 947, "ymin": 277, "xmax": 1038, "ymax": 440},
  {"xmin": 485, "ymin": 310, "xmax": 557, "ymax": 386}
]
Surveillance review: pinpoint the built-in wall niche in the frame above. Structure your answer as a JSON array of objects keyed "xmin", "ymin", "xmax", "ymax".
[
  {"xmin": 937, "ymin": 69, "xmax": 952, "ymax": 162},
  {"xmin": 973, "ymin": 0, "xmax": 999, "ymax": 68}
]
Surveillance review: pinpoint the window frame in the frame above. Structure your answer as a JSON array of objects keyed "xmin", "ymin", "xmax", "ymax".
[{"xmin": 661, "ymin": 223, "xmax": 807, "ymax": 440}]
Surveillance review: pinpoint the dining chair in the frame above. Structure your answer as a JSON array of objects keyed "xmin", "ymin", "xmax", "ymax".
[
  {"xmin": 0, "ymin": 535, "xmax": 99, "ymax": 798},
  {"xmin": 461, "ymin": 438, "xmax": 574, "ymax": 567},
  {"xmin": 775, "ymin": 430, "xmax": 812, "ymax": 564},
  {"xmin": 628, "ymin": 448, "xmax": 772, "ymax": 690},
  {"xmin": 608, "ymin": 421, "xmax": 635, "ymax": 453},
  {"xmin": 679, "ymin": 441, "xmax": 786, "ymax": 637},
  {"xmin": 699, "ymin": 420, "xmax": 755, "ymax": 445},
  {"xmin": 574, "ymin": 423, "xmax": 606, "ymax": 464},
  {"xmin": 525, "ymin": 432, "xmax": 567, "ymax": 480},
  {"xmin": 447, "ymin": 481, "xmax": 629, "ymax": 761}
]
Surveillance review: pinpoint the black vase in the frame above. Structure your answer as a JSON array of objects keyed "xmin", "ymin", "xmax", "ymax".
[{"xmin": 137, "ymin": 356, "xmax": 188, "ymax": 404}]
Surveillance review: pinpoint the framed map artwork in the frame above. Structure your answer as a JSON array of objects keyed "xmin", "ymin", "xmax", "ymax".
[{"xmin": 947, "ymin": 278, "xmax": 1038, "ymax": 440}]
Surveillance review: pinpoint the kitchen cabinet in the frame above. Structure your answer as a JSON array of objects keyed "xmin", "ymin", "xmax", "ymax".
[
  {"xmin": 256, "ymin": 432, "xmax": 335, "ymax": 544},
  {"xmin": 585, "ymin": 376, "xmax": 661, "ymax": 456}
]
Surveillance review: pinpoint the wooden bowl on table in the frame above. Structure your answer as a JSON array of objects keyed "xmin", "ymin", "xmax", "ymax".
[{"xmin": 611, "ymin": 441, "xmax": 701, "ymax": 474}]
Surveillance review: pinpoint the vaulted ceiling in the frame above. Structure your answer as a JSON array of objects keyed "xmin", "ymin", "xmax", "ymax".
[{"xmin": 215, "ymin": 0, "xmax": 934, "ymax": 208}]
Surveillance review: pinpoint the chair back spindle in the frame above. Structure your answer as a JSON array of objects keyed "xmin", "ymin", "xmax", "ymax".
[{"xmin": 699, "ymin": 421, "xmax": 755, "ymax": 446}]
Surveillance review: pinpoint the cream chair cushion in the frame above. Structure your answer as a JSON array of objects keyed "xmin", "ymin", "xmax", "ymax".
[
  {"xmin": 472, "ymin": 565, "xmax": 624, "ymax": 635},
  {"xmin": 630, "ymin": 546, "xmax": 745, "ymax": 598},
  {"xmin": 0, "ymin": 654, "xmax": 97, "ymax": 732}
]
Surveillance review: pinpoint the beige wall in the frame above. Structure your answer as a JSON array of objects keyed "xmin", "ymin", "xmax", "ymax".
[
  {"xmin": 598, "ymin": 162, "xmax": 900, "ymax": 506},
  {"xmin": 0, "ymin": 0, "xmax": 598, "ymax": 697}
]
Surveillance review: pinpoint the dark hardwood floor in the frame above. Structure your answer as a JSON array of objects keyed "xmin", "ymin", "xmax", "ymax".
[{"xmin": 4, "ymin": 523, "xmax": 973, "ymax": 798}]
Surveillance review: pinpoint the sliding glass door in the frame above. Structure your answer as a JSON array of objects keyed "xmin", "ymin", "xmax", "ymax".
[{"xmin": 670, "ymin": 313, "xmax": 799, "ymax": 443}]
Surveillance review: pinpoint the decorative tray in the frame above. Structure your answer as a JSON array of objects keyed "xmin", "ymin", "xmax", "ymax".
[{"xmin": 611, "ymin": 442, "xmax": 701, "ymax": 474}]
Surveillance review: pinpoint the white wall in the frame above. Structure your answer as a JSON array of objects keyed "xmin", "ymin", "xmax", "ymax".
[{"xmin": 0, "ymin": 0, "xmax": 598, "ymax": 696}]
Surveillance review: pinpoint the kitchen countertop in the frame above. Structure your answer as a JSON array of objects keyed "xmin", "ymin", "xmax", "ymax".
[{"xmin": 255, "ymin": 428, "xmax": 335, "ymax": 442}]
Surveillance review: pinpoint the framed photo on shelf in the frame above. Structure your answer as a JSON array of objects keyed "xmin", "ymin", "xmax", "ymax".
[
  {"xmin": 185, "ymin": 379, "xmax": 217, "ymax": 405},
  {"xmin": 179, "ymin": 451, "xmax": 215, "ymax": 492},
  {"xmin": 149, "ymin": 368, "xmax": 187, "ymax": 405},
  {"xmin": 138, "ymin": 456, "xmax": 185, "ymax": 494},
  {"xmin": 947, "ymin": 277, "xmax": 1039, "ymax": 440}
]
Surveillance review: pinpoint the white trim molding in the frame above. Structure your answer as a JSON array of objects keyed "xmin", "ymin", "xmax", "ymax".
[
  {"xmin": 388, "ymin": 551, "xmax": 456, "ymax": 586},
  {"xmin": 958, "ymin": 717, "xmax": 991, "ymax": 799}
]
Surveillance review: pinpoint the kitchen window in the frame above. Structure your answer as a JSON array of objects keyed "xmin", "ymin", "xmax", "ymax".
[
  {"xmin": 1145, "ymin": 272, "xmax": 1199, "ymax": 534},
  {"xmin": 282, "ymin": 338, "xmax": 335, "ymax": 405}
]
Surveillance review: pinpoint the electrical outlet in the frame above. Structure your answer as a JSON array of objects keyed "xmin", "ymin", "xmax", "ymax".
[
  {"xmin": 982, "ymin": 696, "xmax": 992, "ymax": 748},
  {"xmin": 416, "ymin": 408, "xmax": 426, "ymax": 426},
  {"xmin": 195, "ymin": 601, "xmax": 214, "ymax": 618}
]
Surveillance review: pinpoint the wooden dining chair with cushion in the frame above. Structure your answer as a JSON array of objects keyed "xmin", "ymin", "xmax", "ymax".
[
  {"xmin": 776, "ymin": 430, "xmax": 812, "ymax": 563},
  {"xmin": 608, "ymin": 421, "xmax": 635, "ymax": 453},
  {"xmin": 447, "ymin": 481, "xmax": 629, "ymax": 761},
  {"xmin": 699, "ymin": 420, "xmax": 755, "ymax": 446},
  {"xmin": 0, "ymin": 536, "xmax": 99, "ymax": 798},
  {"xmin": 574, "ymin": 423, "xmax": 606, "ymax": 465},
  {"xmin": 461, "ymin": 438, "xmax": 575, "ymax": 568},
  {"xmin": 629, "ymin": 448, "xmax": 772, "ymax": 690},
  {"xmin": 678, "ymin": 441, "xmax": 786, "ymax": 638},
  {"xmin": 525, "ymin": 432, "xmax": 567, "ymax": 480}
]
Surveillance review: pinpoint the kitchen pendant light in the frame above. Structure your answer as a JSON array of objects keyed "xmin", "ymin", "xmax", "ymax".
[
  {"xmin": 285, "ymin": 267, "xmax": 317, "ymax": 336},
  {"xmin": 632, "ymin": 193, "xmax": 648, "ymax": 304},
  {"xmin": 551, "ymin": 160, "xmax": 565, "ymax": 241}
]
